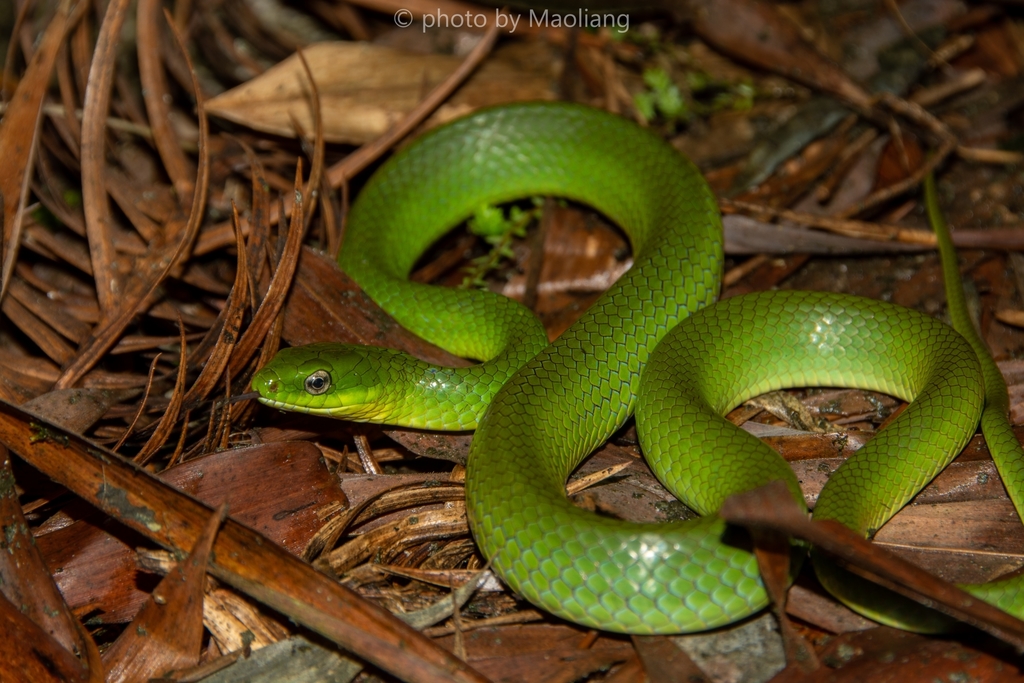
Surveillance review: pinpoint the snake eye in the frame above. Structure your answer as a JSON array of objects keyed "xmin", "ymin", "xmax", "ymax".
[{"xmin": 304, "ymin": 369, "xmax": 331, "ymax": 395}]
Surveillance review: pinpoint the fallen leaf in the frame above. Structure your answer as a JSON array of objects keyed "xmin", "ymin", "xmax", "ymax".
[{"xmin": 205, "ymin": 41, "xmax": 556, "ymax": 144}]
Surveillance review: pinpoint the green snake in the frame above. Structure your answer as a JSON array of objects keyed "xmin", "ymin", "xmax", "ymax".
[{"xmin": 252, "ymin": 102, "xmax": 1024, "ymax": 633}]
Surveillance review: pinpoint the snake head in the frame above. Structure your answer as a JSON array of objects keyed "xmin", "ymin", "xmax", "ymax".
[{"xmin": 251, "ymin": 342, "xmax": 397, "ymax": 420}]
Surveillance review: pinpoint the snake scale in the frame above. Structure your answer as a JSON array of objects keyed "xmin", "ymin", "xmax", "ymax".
[{"xmin": 252, "ymin": 102, "xmax": 1024, "ymax": 633}]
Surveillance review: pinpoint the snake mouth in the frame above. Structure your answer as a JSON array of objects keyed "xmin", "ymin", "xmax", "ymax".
[
  {"xmin": 255, "ymin": 396, "xmax": 308, "ymax": 413},
  {"xmin": 255, "ymin": 395, "xmax": 388, "ymax": 422},
  {"xmin": 256, "ymin": 396, "xmax": 337, "ymax": 416}
]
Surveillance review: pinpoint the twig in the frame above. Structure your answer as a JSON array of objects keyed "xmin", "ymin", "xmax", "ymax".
[
  {"xmin": 720, "ymin": 198, "xmax": 936, "ymax": 244},
  {"xmin": 720, "ymin": 481, "xmax": 1024, "ymax": 651},
  {"xmin": 834, "ymin": 138, "xmax": 956, "ymax": 219},
  {"xmin": 325, "ymin": 20, "xmax": 500, "ymax": 189}
]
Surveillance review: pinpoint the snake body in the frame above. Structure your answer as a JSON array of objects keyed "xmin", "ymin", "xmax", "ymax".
[{"xmin": 252, "ymin": 103, "xmax": 1024, "ymax": 632}]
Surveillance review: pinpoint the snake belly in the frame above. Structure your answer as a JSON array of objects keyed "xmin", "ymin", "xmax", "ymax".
[{"xmin": 252, "ymin": 102, "xmax": 1024, "ymax": 634}]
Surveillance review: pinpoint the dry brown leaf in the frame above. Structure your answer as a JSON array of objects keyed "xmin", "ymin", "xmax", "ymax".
[
  {"xmin": 435, "ymin": 624, "xmax": 634, "ymax": 683},
  {"xmin": 632, "ymin": 635, "xmax": 708, "ymax": 683},
  {"xmin": 720, "ymin": 481, "xmax": 1024, "ymax": 649},
  {"xmin": 36, "ymin": 441, "xmax": 342, "ymax": 625},
  {"xmin": 101, "ymin": 505, "xmax": 223, "ymax": 682},
  {"xmin": 0, "ymin": 448, "xmax": 97, "ymax": 665},
  {"xmin": 22, "ymin": 387, "xmax": 138, "ymax": 433},
  {"xmin": 782, "ymin": 627, "xmax": 1024, "ymax": 682},
  {"xmin": 0, "ymin": 591, "xmax": 91, "ymax": 683},
  {"xmin": 689, "ymin": 0, "xmax": 872, "ymax": 111},
  {"xmin": 0, "ymin": 0, "xmax": 80, "ymax": 299},
  {"xmin": 205, "ymin": 41, "xmax": 555, "ymax": 144},
  {"xmin": 0, "ymin": 400, "xmax": 485, "ymax": 683}
]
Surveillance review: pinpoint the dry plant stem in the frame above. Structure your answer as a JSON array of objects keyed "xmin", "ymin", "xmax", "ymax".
[
  {"xmin": 227, "ymin": 138, "xmax": 270, "ymax": 313},
  {"xmin": 930, "ymin": 34, "xmax": 975, "ymax": 66},
  {"xmin": 728, "ymin": 207, "xmax": 1024, "ymax": 250},
  {"xmin": 55, "ymin": 9, "xmax": 210, "ymax": 389},
  {"xmin": 720, "ymin": 198, "xmax": 938, "ymax": 244},
  {"xmin": 169, "ymin": 407, "xmax": 191, "ymax": 466},
  {"xmin": 0, "ymin": 0, "xmax": 81, "ymax": 302},
  {"xmin": 565, "ymin": 461, "xmax": 632, "ymax": 496},
  {"xmin": 214, "ymin": 377, "xmax": 234, "ymax": 451},
  {"xmin": 0, "ymin": 0, "xmax": 33, "ymax": 103},
  {"xmin": 814, "ymin": 128, "xmax": 879, "ymax": 202},
  {"xmin": 354, "ymin": 434, "xmax": 383, "ymax": 475},
  {"xmin": 722, "ymin": 189, "xmax": 1024, "ymax": 250},
  {"xmin": 883, "ymin": 0, "xmax": 942, "ymax": 65},
  {"xmin": 422, "ymin": 609, "xmax": 546, "ymax": 637},
  {"xmin": 720, "ymin": 481, "xmax": 1024, "ymax": 651},
  {"xmin": 600, "ymin": 48, "xmax": 619, "ymax": 114},
  {"xmin": 888, "ymin": 117, "xmax": 911, "ymax": 175},
  {"xmin": 521, "ymin": 198, "xmax": 553, "ymax": 312},
  {"xmin": 54, "ymin": 43, "xmax": 85, "ymax": 151},
  {"xmin": 197, "ymin": 397, "xmax": 222, "ymax": 458},
  {"xmin": 451, "ymin": 586, "xmax": 467, "ymax": 662},
  {"xmin": 319, "ymin": 167, "xmax": 340, "ymax": 257},
  {"xmin": 872, "ymin": 540, "xmax": 1024, "ymax": 558},
  {"xmin": 854, "ymin": 90, "xmax": 1024, "ymax": 194},
  {"xmin": 113, "ymin": 353, "xmax": 161, "ymax": 452},
  {"xmin": 138, "ymin": 0, "xmax": 195, "ymax": 206},
  {"xmin": 136, "ymin": 319, "xmax": 188, "ymax": 463},
  {"xmin": 324, "ymin": 20, "xmax": 500, "ymax": 188},
  {"xmin": 218, "ymin": 318, "xmax": 283, "ymax": 450},
  {"xmin": 182, "ymin": 205, "xmax": 251, "ymax": 410},
  {"xmin": 3, "ymin": 294, "xmax": 75, "ymax": 364},
  {"xmin": 0, "ymin": 400, "xmax": 490, "ymax": 683},
  {"xmin": 226, "ymin": 164, "xmax": 307, "ymax": 379},
  {"xmin": 247, "ymin": 179, "xmax": 270, "ymax": 313},
  {"xmin": 295, "ymin": 49, "xmax": 326, "ymax": 230},
  {"xmin": 314, "ymin": 1, "xmax": 372, "ymax": 40},
  {"xmin": 304, "ymin": 480, "xmax": 464, "ymax": 562},
  {"xmin": 723, "ymin": 254, "xmax": 770, "ymax": 287},
  {"xmin": 958, "ymin": 146, "xmax": 1024, "ymax": 164},
  {"xmin": 0, "ymin": 101, "xmax": 158, "ymax": 138},
  {"xmin": 835, "ymin": 138, "xmax": 956, "ymax": 219},
  {"xmin": 70, "ymin": 12, "xmax": 92, "ymax": 99},
  {"xmin": 81, "ymin": 0, "xmax": 132, "ymax": 317},
  {"xmin": 910, "ymin": 68, "xmax": 986, "ymax": 108},
  {"xmin": 876, "ymin": 91, "xmax": 955, "ymax": 144}
]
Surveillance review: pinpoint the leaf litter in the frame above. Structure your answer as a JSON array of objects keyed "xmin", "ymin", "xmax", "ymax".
[{"xmin": 2, "ymin": 0, "xmax": 1024, "ymax": 681}]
